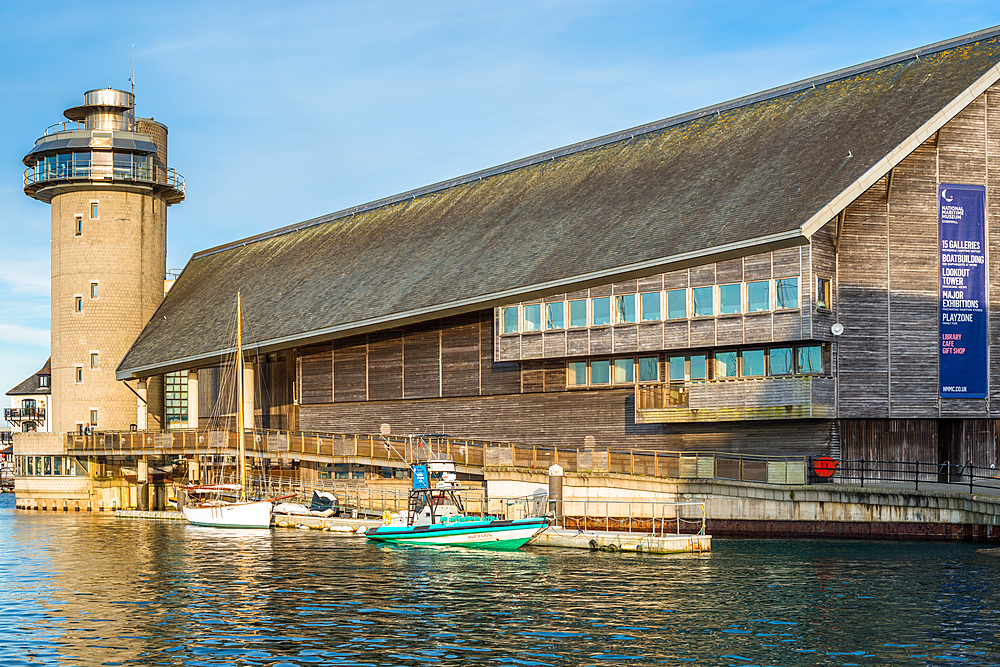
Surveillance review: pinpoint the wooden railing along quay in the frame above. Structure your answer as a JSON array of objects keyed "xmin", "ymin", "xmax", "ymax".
[{"xmin": 65, "ymin": 428, "xmax": 808, "ymax": 485}]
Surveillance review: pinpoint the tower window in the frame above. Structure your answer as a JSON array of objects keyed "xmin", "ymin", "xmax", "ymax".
[
  {"xmin": 74, "ymin": 296, "xmax": 82, "ymax": 312},
  {"xmin": 89, "ymin": 409, "xmax": 98, "ymax": 427},
  {"xmin": 90, "ymin": 283, "xmax": 98, "ymax": 299},
  {"xmin": 90, "ymin": 201, "xmax": 99, "ymax": 219},
  {"xmin": 74, "ymin": 215, "xmax": 83, "ymax": 236},
  {"xmin": 75, "ymin": 367, "xmax": 83, "ymax": 383},
  {"xmin": 90, "ymin": 352, "xmax": 99, "ymax": 369}
]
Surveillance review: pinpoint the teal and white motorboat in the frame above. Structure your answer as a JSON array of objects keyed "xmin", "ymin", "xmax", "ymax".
[{"xmin": 366, "ymin": 459, "xmax": 548, "ymax": 550}]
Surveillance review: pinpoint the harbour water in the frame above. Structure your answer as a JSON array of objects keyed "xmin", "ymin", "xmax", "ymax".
[{"xmin": 1, "ymin": 493, "xmax": 998, "ymax": 666}]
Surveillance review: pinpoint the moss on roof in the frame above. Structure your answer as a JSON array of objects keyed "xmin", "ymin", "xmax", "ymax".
[{"xmin": 119, "ymin": 30, "xmax": 1000, "ymax": 378}]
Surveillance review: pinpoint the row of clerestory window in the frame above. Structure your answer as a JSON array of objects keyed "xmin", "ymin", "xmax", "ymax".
[{"xmin": 503, "ymin": 277, "xmax": 802, "ymax": 334}]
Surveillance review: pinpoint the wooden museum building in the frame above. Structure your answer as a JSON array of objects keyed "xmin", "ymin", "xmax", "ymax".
[{"xmin": 117, "ymin": 27, "xmax": 1000, "ymax": 472}]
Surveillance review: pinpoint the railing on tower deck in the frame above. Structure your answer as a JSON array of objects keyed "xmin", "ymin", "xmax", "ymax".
[
  {"xmin": 42, "ymin": 119, "xmax": 138, "ymax": 135},
  {"xmin": 24, "ymin": 161, "xmax": 184, "ymax": 195}
]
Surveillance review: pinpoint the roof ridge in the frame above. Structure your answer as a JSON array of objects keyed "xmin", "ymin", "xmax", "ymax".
[{"xmin": 193, "ymin": 24, "xmax": 1000, "ymax": 261}]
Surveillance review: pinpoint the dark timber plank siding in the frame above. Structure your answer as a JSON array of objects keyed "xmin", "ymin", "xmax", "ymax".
[
  {"xmin": 334, "ymin": 336, "xmax": 367, "ymax": 403},
  {"xmin": 989, "ymin": 85, "xmax": 1000, "ymax": 412},
  {"xmin": 367, "ymin": 330, "xmax": 403, "ymax": 401},
  {"xmin": 298, "ymin": 392, "xmax": 832, "ymax": 454},
  {"xmin": 838, "ymin": 173, "xmax": 890, "ymax": 416},
  {"xmin": 403, "ymin": 323, "xmax": 440, "ymax": 399},
  {"xmin": 888, "ymin": 141, "xmax": 939, "ymax": 417},
  {"xmin": 299, "ymin": 342, "xmax": 333, "ymax": 405},
  {"xmin": 441, "ymin": 314, "xmax": 480, "ymax": 398},
  {"xmin": 481, "ymin": 311, "xmax": 520, "ymax": 396}
]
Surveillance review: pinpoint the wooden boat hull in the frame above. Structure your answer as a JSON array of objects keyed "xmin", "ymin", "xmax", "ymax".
[
  {"xmin": 182, "ymin": 501, "xmax": 272, "ymax": 528},
  {"xmin": 366, "ymin": 516, "xmax": 548, "ymax": 550}
]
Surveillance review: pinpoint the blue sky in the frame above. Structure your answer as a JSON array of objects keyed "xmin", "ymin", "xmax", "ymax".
[{"xmin": 1, "ymin": 0, "xmax": 999, "ymax": 401}]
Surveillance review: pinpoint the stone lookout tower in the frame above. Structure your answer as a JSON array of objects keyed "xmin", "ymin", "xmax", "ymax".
[{"xmin": 22, "ymin": 88, "xmax": 184, "ymax": 433}]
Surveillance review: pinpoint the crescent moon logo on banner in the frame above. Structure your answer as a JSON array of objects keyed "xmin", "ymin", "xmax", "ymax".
[{"xmin": 942, "ymin": 188, "xmax": 954, "ymax": 202}]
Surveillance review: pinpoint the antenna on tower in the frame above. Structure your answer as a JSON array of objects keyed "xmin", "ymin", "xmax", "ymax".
[{"xmin": 130, "ymin": 44, "xmax": 135, "ymax": 96}]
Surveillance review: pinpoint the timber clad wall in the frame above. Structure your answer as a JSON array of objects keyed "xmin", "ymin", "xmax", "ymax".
[{"xmin": 837, "ymin": 85, "xmax": 1000, "ymax": 420}]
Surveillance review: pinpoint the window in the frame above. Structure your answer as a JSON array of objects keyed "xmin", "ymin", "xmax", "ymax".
[
  {"xmin": 74, "ymin": 215, "xmax": 83, "ymax": 236},
  {"xmin": 546, "ymin": 302, "xmax": 564, "ymax": 330},
  {"xmin": 776, "ymin": 278, "xmax": 798, "ymax": 309},
  {"xmin": 692, "ymin": 286, "xmax": 713, "ymax": 317},
  {"xmin": 74, "ymin": 296, "xmax": 82, "ymax": 312},
  {"xmin": 640, "ymin": 292, "xmax": 661, "ymax": 322},
  {"xmin": 716, "ymin": 350, "xmax": 739, "ymax": 377},
  {"xmin": 567, "ymin": 361, "xmax": 587, "ymax": 386},
  {"xmin": 90, "ymin": 282, "xmax": 98, "ymax": 299},
  {"xmin": 502, "ymin": 307, "xmax": 518, "ymax": 334},
  {"xmin": 669, "ymin": 356, "xmax": 685, "ymax": 381},
  {"xmin": 44, "ymin": 456, "xmax": 52, "ymax": 475},
  {"xmin": 690, "ymin": 355, "xmax": 707, "ymax": 380},
  {"xmin": 798, "ymin": 345, "xmax": 822, "ymax": 373},
  {"xmin": 90, "ymin": 201, "xmax": 99, "ymax": 219},
  {"xmin": 38, "ymin": 375, "xmax": 49, "ymax": 387},
  {"xmin": 614, "ymin": 295, "xmax": 636, "ymax": 324},
  {"xmin": 719, "ymin": 284, "xmax": 741, "ymax": 315},
  {"xmin": 746, "ymin": 281, "xmax": 769, "ymax": 313},
  {"xmin": 90, "ymin": 409, "xmax": 98, "ymax": 427},
  {"xmin": 523, "ymin": 304, "xmax": 542, "ymax": 332},
  {"xmin": 638, "ymin": 356, "xmax": 659, "ymax": 382},
  {"xmin": 53, "ymin": 457, "xmax": 62, "ymax": 475},
  {"xmin": 817, "ymin": 277, "xmax": 832, "ymax": 310},
  {"xmin": 590, "ymin": 359, "xmax": 610, "ymax": 384},
  {"xmin": 742, "ymin": 349, "xmax": 766, "ymax": 376},
  {"xmin": 613, "ymin": 358, "xmax": 634, "ymax": 383},
  {"xmin": 769, "ymin": 347, "xmax": 793, "ymax": 375},
  {"xmin": 90, "ymin": 352, "xmax": 99, "ymax": 369},
  {"xmin": 568, "ymin": 300, "xmax": 588, "ymax": 327},
  {"xmin": 165, "ymin": 371, "xmax": 189, "ymax": 426},
  {"xmin": 667, "ymin": 289, "xmax": 687, "ymax": 319},
  {"xmin": 592, "ymin": 297, "xmax": 611, "ymax": 326},
  {"xmin": 75, "ymin": 367, "xmax": 83, "ymax": 383}
]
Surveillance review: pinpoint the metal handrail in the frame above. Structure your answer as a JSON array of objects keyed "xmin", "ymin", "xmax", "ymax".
[
  {"xmin": 23, "ymin": 162, "xmax": 184, "ymax": 194},
  {"xmin": 809, "ymin": 456, "xmax": 1000, "ymax": 494},
  {"xmin": 43, "ymin": 119, "xmax": 137, "ymax": 136}
]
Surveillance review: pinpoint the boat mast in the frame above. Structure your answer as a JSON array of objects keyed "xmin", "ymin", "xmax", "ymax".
[{"xmin": 236, "ymin": 291, "xmax": 247, "ymax": 502}]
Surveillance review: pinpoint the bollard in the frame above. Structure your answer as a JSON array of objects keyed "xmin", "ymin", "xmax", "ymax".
[{"xmin": 548, "ymin": 464, "xmax": 564, "ymax": 528}]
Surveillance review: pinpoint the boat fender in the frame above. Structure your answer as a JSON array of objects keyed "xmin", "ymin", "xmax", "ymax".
[
  {"xmin": 589, "ymin": 539, "xmax": 599, "ymax": 551},
  {"xmin": 356, "ymin": 525, "xmax": 368, "ymax": 534},
  {"xmin": 381, "ymin": 511, "xmax": 393, "ymax": 525}
]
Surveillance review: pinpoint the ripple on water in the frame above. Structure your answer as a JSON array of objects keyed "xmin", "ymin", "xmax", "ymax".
[{"xmin": 0, "ymin": 503, "xmax": 998, "ymax": 665}]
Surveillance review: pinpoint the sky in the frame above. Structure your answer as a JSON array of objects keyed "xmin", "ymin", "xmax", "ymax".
[{"xmin": 1, "ymin": 0, "xmax": 999, "ymax": 402}]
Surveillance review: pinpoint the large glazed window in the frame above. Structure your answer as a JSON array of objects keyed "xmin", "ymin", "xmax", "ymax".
[
  {"xmin": 692, "ymin": 286, "xmax": 713, "ymax": 317},
  {"xmin": 590, "ymin": 359, "xmax": 610, "ymax": 384},
  {"xmin": 592, "ymin": 297, "xmax": 611, "ymax": 326},
  {"xmin": 719, "ymin": 284, "xmax": 741, "ymax": 315},
  {"xmin": 769, "ymin": 347, "xmax": 793, "ymax": 375},
  {"xmin": 776, "ymin": 278, "xmax": 798, "ymax": 309},
  {"xmin": 798, "ymin": 345, "xmax": 822, "ymax": 373},
  {"xmin": 667, "ymin": 289, "xmax": 686, "ymax": 319},
  {"xmin": 567, "ymin": 361, "xmax": 587, "ymax": 386},
  {"xmin": 640, "ymin": 292, "xmax": 661, "ymax": 321},
  {"xmin": 546, "ymin": 302, "xmax": 564, "ymax": 330},
  {"xmin": 817, "ymin": 277, "xmax": 832, "ymax": 310},
  {"xmin": 614, "ymin": 295, "xmax": 635, "ymax": 324},
  {"xmin": 716, "ymin": 350, "xmax": 738, "ymax": 377},
  {"xmin": 746, "ymin": 281, "xmax": 769, "ymax": 313},
  {"xmin": 742, "ymin": 349, "xmax": 766, "ymax": 376},
  {"xmin": 502, "ymin": 307, "xmax": 518, "ymax": 334},
  {"xmin": 522, "ymin": 304, "xmax": 542, "ymax": 332},
  {"xmin": 638, "ymin": 356, "xmax": 659, "ymax": 382},
  {"xmin": 569, "ymin": 300, "xmax": 587, "ymax": 327}
]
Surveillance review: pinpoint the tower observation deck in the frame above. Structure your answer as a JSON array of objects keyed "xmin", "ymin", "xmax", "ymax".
[
  {"xmin": 23, "ymin": 88, "xmax": 184, "ymax": 433},
  {"xmin": 23, "ymin": 88, "xmax": 184, "ymax": 204}
]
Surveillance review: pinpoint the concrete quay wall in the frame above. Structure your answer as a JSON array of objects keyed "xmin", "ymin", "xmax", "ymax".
[{"xmin": 484, "ymin": 468, "xmax": 1000, "ymax": 542}]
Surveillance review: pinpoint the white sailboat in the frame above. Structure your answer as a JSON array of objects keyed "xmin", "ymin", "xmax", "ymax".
[{"xmin": 183, "ymin": 292, "xmax": 272, "ymax": 529}]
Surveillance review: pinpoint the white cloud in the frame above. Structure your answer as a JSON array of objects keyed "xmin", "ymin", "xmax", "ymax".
[{"xmin": 0, "ymin": 323, "xmax": 49, "ymax": 347}]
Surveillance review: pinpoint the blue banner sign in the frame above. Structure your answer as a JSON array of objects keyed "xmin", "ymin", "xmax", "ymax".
[
  {"xmin": 939, "ymin": 183, "xmax": 987, "ymax": 399},
  {"xmin": 412, "ymin": 463, "xmax": 429, "ymax": 490}
]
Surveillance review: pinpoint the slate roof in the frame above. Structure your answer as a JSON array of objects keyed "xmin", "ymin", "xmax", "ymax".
[
  {"xmin": 7, "ymin": 359, "xmax": 51, "ymax": 396},
  {"xmin": 118, "ymin": 27, "xmax": 1000, "ymax": 379}
]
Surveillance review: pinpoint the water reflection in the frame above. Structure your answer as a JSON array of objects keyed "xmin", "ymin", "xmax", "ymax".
[{"xmin": 1, "ymin": 494, "xmax": 998, "ymax": 666}]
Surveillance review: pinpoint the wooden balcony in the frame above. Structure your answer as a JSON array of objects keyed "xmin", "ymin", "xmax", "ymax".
[{"xmin": 635, "ymin": 376, "xmax": 836, "ymax": 423}]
